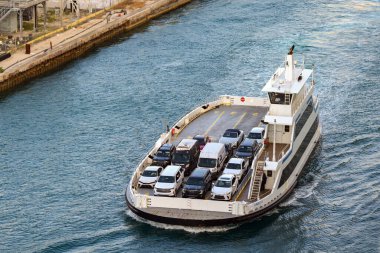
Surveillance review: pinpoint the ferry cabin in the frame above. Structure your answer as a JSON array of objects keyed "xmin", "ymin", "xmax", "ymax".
[{"xmin": 253, "ymin": 48, "xmax": 320, "ymax": 200}]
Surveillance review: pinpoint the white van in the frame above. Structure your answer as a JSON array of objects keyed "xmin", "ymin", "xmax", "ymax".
[
  {"xmin": 197, "ymin": 143, "xmax": 227, "ymax": 179},
  {"xmin": 154, "ymin": 165, "xmax": 184, "ymax": 197}
]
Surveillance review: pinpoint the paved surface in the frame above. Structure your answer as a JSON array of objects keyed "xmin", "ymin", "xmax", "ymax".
[
  {"xmin": 0, "ymin": 0, "xmax": 156, "ymax": 75},
  {"xmin": 174, "ymin": 105, "xmax": 268, "ymax": 143}
]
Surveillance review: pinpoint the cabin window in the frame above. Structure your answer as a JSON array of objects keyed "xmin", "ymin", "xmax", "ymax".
[
  {"xmin": 268, "ymin": 92, "xmax": 292, "ymax": 105},
  {"xmin": 285, "ymin": 125, "xmax": 290, "ymax": 132},
  {"xmin": 267, "ymin": 171, "xmax": 272, "ymax": 177}
]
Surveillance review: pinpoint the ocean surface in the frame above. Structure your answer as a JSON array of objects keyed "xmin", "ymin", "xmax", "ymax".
[{"xmin": 1, "ymin": 0, "xmax": 379, "ymax": 252}]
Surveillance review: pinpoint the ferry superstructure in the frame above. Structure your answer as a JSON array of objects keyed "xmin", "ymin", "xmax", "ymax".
[{"xmin": 125, "ymin": 47, "xmax": 321, "ymax": 226}]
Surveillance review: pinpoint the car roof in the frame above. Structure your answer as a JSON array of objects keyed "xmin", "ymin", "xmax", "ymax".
[
  {"xmin": 160, "ymin": 143, "xmax": 174, "ymax": 150},
  {"xmin": 224, "ymin": 129, "xmax": 240, "ymax": 133},
  {"xmin": 250, "ymin": 127, "xmax": 265, "ymax": 133},
  {"xmin": 240, "ymin": 138, "xmax": 257, "ymax": 146},
  {"xmin": 190, "ymin": 167, "xmax": 209, "ymax": 178},
  {"xmin": 227, "ymin": 158, "xmax": 244, "ymax": 164},
  {"xmin": 218, "ymin": 174, "xmax": 235, "ymax": 181},
  {"xmin": 161, "ymin": 165, "xmax": 182, "ymax": 176},
  {"xmin": 177, "ymin": 139, "xmax": 198, "ymax": 150},
  {"xmin": 145, "ymin": 166, "xmax": 161, "ymax": 171},
  {"xmin": 193, "ymin": 135, "xmax": 206, "ymax": 139}
]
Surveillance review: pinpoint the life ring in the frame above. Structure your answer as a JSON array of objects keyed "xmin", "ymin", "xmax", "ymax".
[{"xmin": 171, "ymin": 128, "xmax": 175, "ymax": 136}]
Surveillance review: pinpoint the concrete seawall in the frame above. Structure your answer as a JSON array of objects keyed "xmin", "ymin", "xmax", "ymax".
[{"xmin": 0, "ymin": 0, "xmax": 191, "ymax": 93}]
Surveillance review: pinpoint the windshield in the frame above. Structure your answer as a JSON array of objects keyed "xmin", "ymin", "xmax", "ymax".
[
  {"xmin": 186, "ymin": 177, "xmax": 204, "ymax": 186},
  {"xmin": 215, "ymin": 180, "xmax": 231, "ymax": 188},
  {"xmin": 173, "ymin": 153, "xmax": 190, "ymax": 164},
  {"xmin": 198, "ymin": 158, "xmax": 217, "ymax": 168},
  {"xmin": 226, "ymin": 163, "xmax": 241, "ymax": 170},
  {"xmin": 223, "ymin": 132, "xmax": 238, "ymax": 138},
  {"xmin": 158, "ymin": 176, "xmax": 175, "ymax": 183},
  {"xmin": 156, "ymin": 150, "xmax": 170, "ymax": 157},
  {"xmin": 248, "ymin": 133, "xmax": 262, "ymax": 139},
  {"xmin": 238, "ymin": 145, "xmax": 253, "ymax": 153},
  {"xmin": 142, "ymin": 170, "xmax": 157, "ymax": 177}
]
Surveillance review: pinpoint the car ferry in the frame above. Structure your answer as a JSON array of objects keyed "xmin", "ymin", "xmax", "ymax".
[{"xmin": 125, "ymin": 46, "xmax": 321, "ymax": 226}]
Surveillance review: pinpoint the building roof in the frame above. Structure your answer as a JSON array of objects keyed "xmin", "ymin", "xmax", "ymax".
[{"xmin": 262, "ymin": 68, "xmax": 313, "ymax": 94}]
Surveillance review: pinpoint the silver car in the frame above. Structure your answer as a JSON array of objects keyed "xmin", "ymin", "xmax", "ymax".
[{"xmin": 219, "ymin": 129, "xmax": 244, "ymax": 148}]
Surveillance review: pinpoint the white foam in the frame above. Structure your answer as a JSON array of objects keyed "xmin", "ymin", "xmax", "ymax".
[
  {"xmin": 279, "ymin": 176, "xmax": 320, "ymax": 207},
  {"xmin": 126, "ymin": 210, "xmax": 239, "ymax": 233}
]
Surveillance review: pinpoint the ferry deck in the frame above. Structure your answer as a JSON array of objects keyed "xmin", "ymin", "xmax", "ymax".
[{"xmin": 136, "ymin": 104, "xmax": 269, "ymax": 202}]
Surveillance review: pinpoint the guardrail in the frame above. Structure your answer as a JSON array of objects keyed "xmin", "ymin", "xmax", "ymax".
[{"xmin": 134, "ymin": 194, "xmax": 247, "ymax": 215}]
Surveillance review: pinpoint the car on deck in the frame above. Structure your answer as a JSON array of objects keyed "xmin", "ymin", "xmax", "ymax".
[
  {"xmin": 138, "ymin": 166, "xmax": 163, "ymax": 188},
  {"xmin": 182, "ymin": 168, "xmax": 212, "ymax": 199},
  {"xmin": 152, "ymin": 143, "xmax": 175, "ymax": 167},
  {"xmin": 219, "ymin": 129, "xmax": 244, "ymax": 148},
  {"xmin": 247, "ymin": 127, "xmax": 265, "ymax": 144},
  {"xmin": 193, "ymin": 135, "xmax": 210, "ymax": 150},
  {"xmin": 211, "ymin": 174, "xmax": 238, "ymax": 201},
  {"xmin": 235, "ymin": 138, "xmax": 259, "ymax": 164},
  {"xmin": 154, "ymin": 165, "xmax": 184, "ymax": 197},
  {"xmin": 223, "ymin": 158, "xmax": 249, "ymax": 182}
]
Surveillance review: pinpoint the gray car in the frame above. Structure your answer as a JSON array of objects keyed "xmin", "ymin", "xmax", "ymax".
[{"xmin": 219, "ymin": 129, "xmax": 244, "ymax": 148}]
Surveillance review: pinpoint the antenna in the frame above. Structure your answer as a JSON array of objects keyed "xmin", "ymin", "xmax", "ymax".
[
  {"xmin": 302, "ymin": 54, "xmax": 305, "ymax": 70},
  {"xmin": 288, "ymin": 45, "xmax": 295, "ymax": 55}
]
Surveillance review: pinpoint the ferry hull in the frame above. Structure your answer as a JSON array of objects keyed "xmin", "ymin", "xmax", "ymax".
[
  {"xmin": 125, "ymin": 178, "xmax": 298, "ymax": 226},
  {"xmin": 125, "ymin": 126, "xmax": 321, "ymax": 226}
]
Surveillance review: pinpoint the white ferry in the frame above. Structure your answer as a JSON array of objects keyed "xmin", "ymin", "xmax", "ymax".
[{"xmin": 125, "ymin": 46, "xmax": 321, "ymax": 226}]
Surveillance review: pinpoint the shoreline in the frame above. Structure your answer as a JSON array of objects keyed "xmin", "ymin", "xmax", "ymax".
[{"xmin": 0, "ymin": 0, "xmax": 192, "ymax": 93}]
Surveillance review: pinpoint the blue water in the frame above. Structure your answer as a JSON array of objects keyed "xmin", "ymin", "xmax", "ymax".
[{"xmin": 1, "ymin": 0, "xmax": 379, "ymax": 252}]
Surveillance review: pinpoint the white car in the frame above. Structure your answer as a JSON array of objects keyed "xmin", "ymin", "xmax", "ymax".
[
  {"xmin": 138, "ymin": 166, "xmax": 163, "ymax": 188},
  {"xmin": 247, "ymin": 127, "xmax": 265, "ymax": 144},
  {"xmin": 211, "ymin": 174, "xmax": 238, "ymax": 201},
  {"xmin": 154, "ymin": 165, "xmax": 184, "ymax": 197},
  {"xmin": 223, "ymin": 158, "xmax": 249, "ymax": 181}
]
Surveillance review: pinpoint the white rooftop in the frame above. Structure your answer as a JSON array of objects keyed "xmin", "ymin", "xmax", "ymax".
[{"xmin": 262, "ymin": 67, "xmax": 313, "ymax": 94}]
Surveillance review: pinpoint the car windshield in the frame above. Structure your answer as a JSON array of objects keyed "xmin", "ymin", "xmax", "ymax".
[
  {"xmin": 238, "ymin": 145, "xmax": 253, "ymax": 153},
  {"xmin": 198, "ymin": 158, "xmax": 216, "ymax": 168},
  {"xmin": 142, "ymin": 170, "xmax": 157, "ymax": 177},
  {"xmin": 156, "ymin": 150, "xmax": 170, "ymax": 157},
  {"xmin": 226, "ymin": 163, "xmax": 241, "ymax": 170},
  {"xmin": 186, "ymin": 177, "xmax": 204, "ymax": 186},
  {"xmin": 248, "ymin": 133, "xmax": 262, "ymax": 139},
  {"xmin": 215, "ymin": 180, "xmax": 231, "ymax": 188},
  {"xmin": 173, "ymin": 153, "xmax": 190, "ymax": 164},
  {"xmin": 223, "ymin": 132, "xmax": 238, "ymax": 138},
  {"xmin": 158, "ymin": 176, "xmax": 175, "ymax": 183}
]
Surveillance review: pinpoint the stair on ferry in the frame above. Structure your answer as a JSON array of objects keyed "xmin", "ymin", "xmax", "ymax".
[{"xmin": 250, "ymin": 161, "xmax": 264, "ymax": 201}]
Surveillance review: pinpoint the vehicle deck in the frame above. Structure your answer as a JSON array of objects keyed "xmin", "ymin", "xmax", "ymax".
[{"xmin": 136, "ymin": 105, "xmax": 269, "ymax": 202}]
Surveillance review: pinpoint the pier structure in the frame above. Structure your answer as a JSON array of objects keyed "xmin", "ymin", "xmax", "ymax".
[
  {"xmin": 0, "ymin": 0, "xmax": 48, "ymax": 33},
  {"xmin": 0, "ymin": 0, "xmax": 192, "ymax": 92}
]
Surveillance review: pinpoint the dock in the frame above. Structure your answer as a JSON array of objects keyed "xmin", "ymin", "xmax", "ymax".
[{"xmin": 0, "ymin": 0, "xmax": 192, "ymax": 93}]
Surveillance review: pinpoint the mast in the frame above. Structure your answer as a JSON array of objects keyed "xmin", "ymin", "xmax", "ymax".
[{"xmin": 285, "ymin": 45, "xmax": 295, "ymax": 82}]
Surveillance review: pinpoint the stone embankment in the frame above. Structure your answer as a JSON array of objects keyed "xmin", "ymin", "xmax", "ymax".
[{"xmin": 0, "ymin": 0, "xmax": 191, "ymax": 93}]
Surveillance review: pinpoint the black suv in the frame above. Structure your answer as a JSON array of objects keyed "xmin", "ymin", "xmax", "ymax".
[
  {"xmin": 182, "ymin": 168, "xmax": 212, "ymax": 199},
  {"xmin": 152, "ymin": 143, "xmax": 176, "ymax": 167},
  {"xmin": 235, "ymin": 139, "xmax": 259, "ymax": 164}
]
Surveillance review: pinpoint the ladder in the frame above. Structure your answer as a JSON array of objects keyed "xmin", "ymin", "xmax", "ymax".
[
  {"xmin": 284, "ymin": 93, "xmax": 291, "ymax": 105},
  {"xmin": 250, "ymin": 161, "xmax": 264, "ymax": 201}
]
